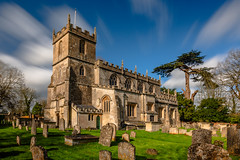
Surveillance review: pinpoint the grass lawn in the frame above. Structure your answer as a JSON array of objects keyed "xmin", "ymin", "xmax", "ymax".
[{"xmin": 0, "ymin": 126, "xmax": 239, "ymax": 160}]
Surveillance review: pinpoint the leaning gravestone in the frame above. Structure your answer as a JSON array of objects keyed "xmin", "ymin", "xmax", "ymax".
[
  {"xmin": 188, "ymin": 143, "xmax": 231, "ymax": 160},
  {"xmin": 43, "ymin": 124, "xmax": 48, "ymax": 138},
  {"xmin": 31, "ymin": 119, "xmax": 37, "ymax": 135},
  {"xmin": 30, "ymin": 137, "xmax": 36, "ymax": 149},
  {"xmin": 192, "ymin": 129, "xmax": 212, "ymax": 144},
  {"xmin": 74, "ymin": 125, "xmax": 81, "ymax": 134},
  {"xmin": 118, "ymin": 142, "xmax": 135, "ymax": 160},
  {"xmin": 59, "ymin": 118, "xmax": 65, "ymax": 131},
  {"xmin": 31, "ymin": 146, "xmax": 48, "ymax": 160},
  {"xmin": 130, "ymin": 131, "xmax": 136, "ymax": 138},
  {"xmin": 16, "ymin": 136, "xmax": 21, "ymax": 146},
  {"xmin": 99, "ymin": 150, "xmax": 112, "ymax": 160},
  {"xmin": 107, "ymin": 123, "xmax": 116, "ymax": 141},
  {"xmin": 227, "ymin": 126, "xmax": 240, "ymax": 155},
  {"xmin": 99, "ymin": 124, "xmax": 113, "ymax": 147},
  {"xmin": 122, "ymin": 133, "xmax": 130, "ymax": 142}
]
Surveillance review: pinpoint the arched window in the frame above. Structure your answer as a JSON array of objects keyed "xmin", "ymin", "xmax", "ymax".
[
  {"xmin": 125, "ymin": 78, "xmax": 131, "ymax": 89},
  {"xmin": 79, "ymin": 40, "xmax": 85, "ymax": 54},
  {"xmin": 149, "ymin": 85, "xmax": 153, "ymax": 93},
  {"xmin": 58, "ymin": 41, "xmax": 62, "ymax": 60},
  {"xmin": 109, "ymin": 74, "xmax": 117, "ymax": 86},
  {"xmin": 137, "ymin": 82, "xmax": 143, "ymax": 92},
  {"xmin": 102, "ymin": 96, "xmax": 111, "ymax": 112},
  {"xmin": 80, "ymin": 66, "xmax": 84, "ymax": 76}
]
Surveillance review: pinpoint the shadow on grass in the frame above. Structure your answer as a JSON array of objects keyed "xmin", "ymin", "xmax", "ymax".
[
  {"xmin": 47, "ymin": 147, "xmax": 59, "ymax": 151},
  {"xmin": 0, "ymin": 144, "xmax": 17, "ymax": 148},
  {"xmin": 0, "ymin": 151, "xmax": 25, "ymax": 158}
]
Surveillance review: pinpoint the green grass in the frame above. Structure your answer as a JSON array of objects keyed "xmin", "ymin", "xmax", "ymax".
[{"xmin": 0, "ymin": 126, "xmax": 239, "ymax": 160}]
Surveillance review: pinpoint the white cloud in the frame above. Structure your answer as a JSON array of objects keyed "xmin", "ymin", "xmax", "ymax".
[
  {"xmin": 130, "ymin": 0, "xmax": 170, "ymax": 40},
  {"xmin": 163, "ymin": 54, "xmax": 226, "ymax": 91},
  {"xmin": 182, "ymin": 21, "xmax": 198, "ymax": 47},
  {"xmin": 97, "ymin": 17, "xmax": 113, "ymax": 45},
  {"xmin": 195, "ymin": 0, "xmax": 240, "ymax": 47}
]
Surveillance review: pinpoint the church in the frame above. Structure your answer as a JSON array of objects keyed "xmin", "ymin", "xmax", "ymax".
[{"xmin": 44, "ymin": 14, "xmax": 180, "ymax": 130}]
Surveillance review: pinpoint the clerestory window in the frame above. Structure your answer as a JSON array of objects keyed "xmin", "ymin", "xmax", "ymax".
[
  {"xmin": 125, "ymin": 78, "xmax": 131, "ymax": 89},
  {"xmin": 109, "ymin": 74, "xmax": 117, "ymax": 86}
]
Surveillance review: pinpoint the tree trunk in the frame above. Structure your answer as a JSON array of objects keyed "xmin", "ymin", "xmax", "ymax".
[{"xmin": 184, "ymin": 72, "xmax": 191, "ymax": 99}]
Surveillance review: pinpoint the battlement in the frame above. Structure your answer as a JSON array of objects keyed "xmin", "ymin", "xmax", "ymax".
[
  {"xmin": 95, "ymin": 59, "xmax": 161, "ymax": 85},
  {"xmin": 52, "ymin": 14, "xmax": 96, "ymax": 44}
]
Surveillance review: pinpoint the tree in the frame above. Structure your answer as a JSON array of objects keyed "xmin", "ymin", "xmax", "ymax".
[
  {"xmin": 216, "ymin": 50, "xmax": 240, "ymax": 113},
  {"xmin": 153, "ymin": 50, "xmax": 214, "ymax": 101},
  {"xmin": 32, "ymin": 102, "xmax": 43, "ymax": 115},
  {"xmin": 0, "ymin": 60, "xmax": 24, "ymax": 112},
  {"xmin": 20, "ymin": 86, "xmax": 37, "ymax": 116}
]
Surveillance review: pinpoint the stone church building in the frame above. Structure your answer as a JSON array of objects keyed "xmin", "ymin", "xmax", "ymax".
[{"xmin": 44, "ymin": 15, "xmax": 180, "ymax": 130}]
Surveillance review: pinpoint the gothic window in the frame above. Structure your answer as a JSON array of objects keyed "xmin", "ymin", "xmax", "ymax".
[
  {"xmin": 127, "ymin": 103, "xmax": 136, "ymax": 117},
  {"xmin": 125, "ymin": 78, "xmax": 131, "ymax": 89},
  {"xmin": 79, "ymin": 66, "xmax": 84, "ymax": 76},
  {"xmin": 58, "ymin": 41, "xmax": 62, "ymax": 60},
  {"xmin": 79, "ymin": 40, "xmax": 85, "ymax": 54},
  {"xmin": 137, "ymin": 82, "xmax": 143, "ymax": 92},
  {"xmin": 102, "ymin": 96, "xmax": 111, "ymax": 113},
  {"xmin": 109, "ymin": 74, "xmax": 117, "ymax": 86},
  {"xmin": 150, "ymin": 115, "xmax": 154, "ymax": 122},
  {"xmin": 149, "ymin": 85, "xmax": 153, "ymax": 93}
]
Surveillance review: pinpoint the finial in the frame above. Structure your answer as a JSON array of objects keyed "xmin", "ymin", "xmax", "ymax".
[
  {"xmin": 53, "ymin": 29, "xmax": 55, "ymax": 35},
  {"xmin": 68, "ymin": 14, "xmax": 71, "ymax": 24},
  {"xmin": 74, "ymin": 9, "xmax": 77, "ymax": 28},
  {"xmin": 135, "ymin": 65, "xmax": 137, "ymax": 73},
  {"xmin": 121, "ymin": 59, "xmax": 124, "ymax": 68},
  {"xmin": 94, "ymin": 27, "xmax": 97, "ymax": 35},
  {"xmin": 146, "ymin": 70, "xmax": 148, "ymax": 76}
]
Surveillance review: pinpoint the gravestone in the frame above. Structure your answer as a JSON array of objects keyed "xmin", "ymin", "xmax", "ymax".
[
  {"xmin": 31, "ymin": 119, "xmax": 37, "ymax": 135},
  {"xmin": 192, "ymin": 129, "xmax": 212, "ymax": 144},
  {"xmin": 169, "ymin": 127, "xmax": 179, "ymax": 134},
  {"xmin": 74, "ymin": 125, "xmax": 81, "ymax": 134},
  {"xmin": 17, "ymin": 136, "xmax": 21, "ymax": 145},
  {"xmin": 227, "ymin": 126, "xmax": 240, "ymax": 155},
  {"xmin": 99, "ymin": 124, "xmax": 113, "ymax": 147},
  {"xmin": 43, "ymin": 124, "xmax": 48, "ymax": 138},
  {"xmin": 221, "ymin": 127, "xmax": 227, "ymax": 138},
  {"xmin": 130, "ymin": 131, "xmax": 136, "ymax": 138},
  {"xmin": 188, "ymin": 143, "xmax": 231, "ymax": 160},
  {"xmin": 23, "ymin": 121, "xmax": 26, "ymax": 126},
  {"xmin": 59, "ymin": 118, "xmax": 65, "ymax": 131},
  {"xmin": 107, "ymin": 123, "xmax": 116, "ymax": 141},
  {"xmin": 72, "ymin": 129, "xmax": 78, "ymax": 137},
  {"xmin": 118, "ymin": 142, "xmax": 135, "ymax": 160},
  {"xmin": 99, "ymin": 150, "xmax": 112, "ymax": 160},
  {"xmin": 30, "ymin": 137, "xmax": 36, "ymax": 148},
  {"xmin": 122, "ymin": 133, "xmax": 130, "ymax": 142},
  {"xmin": 19, "ymin": 124, "xmax": 22, "ymax": 130},
  {"xmin": 146, "ymin": 149, "xmax": 158, "ymax": 155},
  {"xmin": 16, "ymin": 118, "xmax": 20, "ymax": 127},
  {"xmin": 26, "ymin": 126, "xmax": 29, "ymax": 131},
  {"xmin": 12, "ymin": 121, "xmax": 15, "ymax": 129},
  {"xmin": 31, "ymin": 146, "xmax": 48, "ymax": 160},
  {"xmin": 161, "ymin": 126, "xmax": 169, "ymax": 133}
]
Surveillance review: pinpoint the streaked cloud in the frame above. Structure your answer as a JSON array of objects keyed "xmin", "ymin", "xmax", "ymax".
[
  {"xmin": 97, "ymin": 17, "xmax": 113, "ymax": 45},
  {"xmin": 130, "ymin": 0, "xmax": 170, "ymax": 40},
  {"xmin": 195, "ymin": 0, "xmax": 240, "ymax": 48},
  {"xmin": 181, "ymin": 21, "xmax": 198, "ymax": 47}
]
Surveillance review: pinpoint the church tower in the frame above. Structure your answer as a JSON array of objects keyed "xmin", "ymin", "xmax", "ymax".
[{"xmin": 45, "ymin": 14, "xmax": 97, "ymax": 127}]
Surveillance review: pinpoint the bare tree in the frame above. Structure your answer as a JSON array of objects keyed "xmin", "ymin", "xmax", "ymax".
[{"xmin": 20, "ymin": 86, "xmax": 37, "ymax": 116}]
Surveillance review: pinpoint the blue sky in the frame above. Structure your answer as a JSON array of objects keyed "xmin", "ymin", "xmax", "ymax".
[{"xmin": 0, "ymin": 0, "xmax": 240, "ymax": 98}]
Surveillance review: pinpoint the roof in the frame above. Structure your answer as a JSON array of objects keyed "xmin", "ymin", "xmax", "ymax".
[{"xmin": 72, "ymin": 104, "xmax": 102, "ymax": 114}]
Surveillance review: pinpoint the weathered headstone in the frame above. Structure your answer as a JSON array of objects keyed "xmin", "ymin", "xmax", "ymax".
[
  {"xmin": 16, "ymin": 118, "xmax": 20, "ymax": 127},
  {"xmin": 26, "ymin": 126, "xmax": 29, "ymax": 131},
  {"xmin": 227, "ymin": 126, "xmax": 240, "ymax": 155},
  {"xmin": 118, "ymin": 142, "xmax": 135, "ymax": 160},
  {"xmin": 192, "ymin": 129, "xmax": 212, "ymax": 144},
  {"xmin": 161, "ymin": 126, "xmax": 169, "ymax": 133},
  {"xmin": 221, "ymin": 127, "xmax": 227, "ymax": 138},
  {"xmin": 23, "ymin": 121, "xmax": 26, "ymax": 126},
  {"xmin": 30, "ymin": 136, "xmax": 36, "ymax": 148},
  {"xmin": 72, "ymin": 129, "xmax": 78, "ymax": 137},
  {"xmin": 188, "ymin": 143, "xmax": 231, "ymax": 160},
  {"xmin": 179, "ymin": 129, "xmax": 187, "ymax": 135},
  {"xmin": 31, "ymin": 146, "xmax": 48, "ymax": 160},
  {"xmin": 16, "ymin": 136, "xmax": 21, "ymax": 145},
  {"xmin": 169, "ymin": 127, "xmax": 179, "ymax": 134},
  {"xmin": 99, "ymin": 150, "xmax": 112, "ymax": 160},
  {"xmin": 12, "ymin": 121, "xmax": 15, "ymax": 129},
  {"xmin": 31, "ymin": 119, "xmax": 37, "ymax": 135},
  {"xmin": 19, "ymin": 124, "xmax": 22, "ymax": 130},
  {"xmin": 214, "ymin": 140, "xmax": 224, "ymax": 148},
  {"xmin": 59, "ymin": 118, "xmax": 65, "ymax": 131},
  {"xmin": 74, "ymin": 125, "xmax": 81, "ymax": 134},
  {"xmin": 146, "ymin": 149, "xmax": 158, "ymax": 155},
  {"xmin": 107, "ymin": 123, "xmax": 116, "ymax": 141},
  {"xmin": 130, "ymin": 131, "xmax": 136, "ymax": 138},
  {"xmin": 43, "ymin": 124, "xmax": 48, "ymax": 138},
  {"xmin": 99, "ymin": 124, "xmax": 113, "ymax": 147},
  {"xmin": 122, "ymin": 133, "xmax": 130, "ymax": 142}
]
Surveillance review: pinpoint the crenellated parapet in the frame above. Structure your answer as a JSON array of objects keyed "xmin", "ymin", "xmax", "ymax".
[
  {"xmin": 95, "ymin": 59, "xmax": 161, "ymax": 85},
  {"xmin": 52, "ymin": 14, "xmax": 96, "ymax": 44}
]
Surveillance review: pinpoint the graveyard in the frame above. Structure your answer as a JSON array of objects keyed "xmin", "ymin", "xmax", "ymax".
[{"xmin": 0, "ymin": 124, "xmax": 240, "ymax": 160}]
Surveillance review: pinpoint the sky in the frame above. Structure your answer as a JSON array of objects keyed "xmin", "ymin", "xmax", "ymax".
[{"xmin": 0, "ymin": 0, "xmax": 240, "ymax": 98}]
